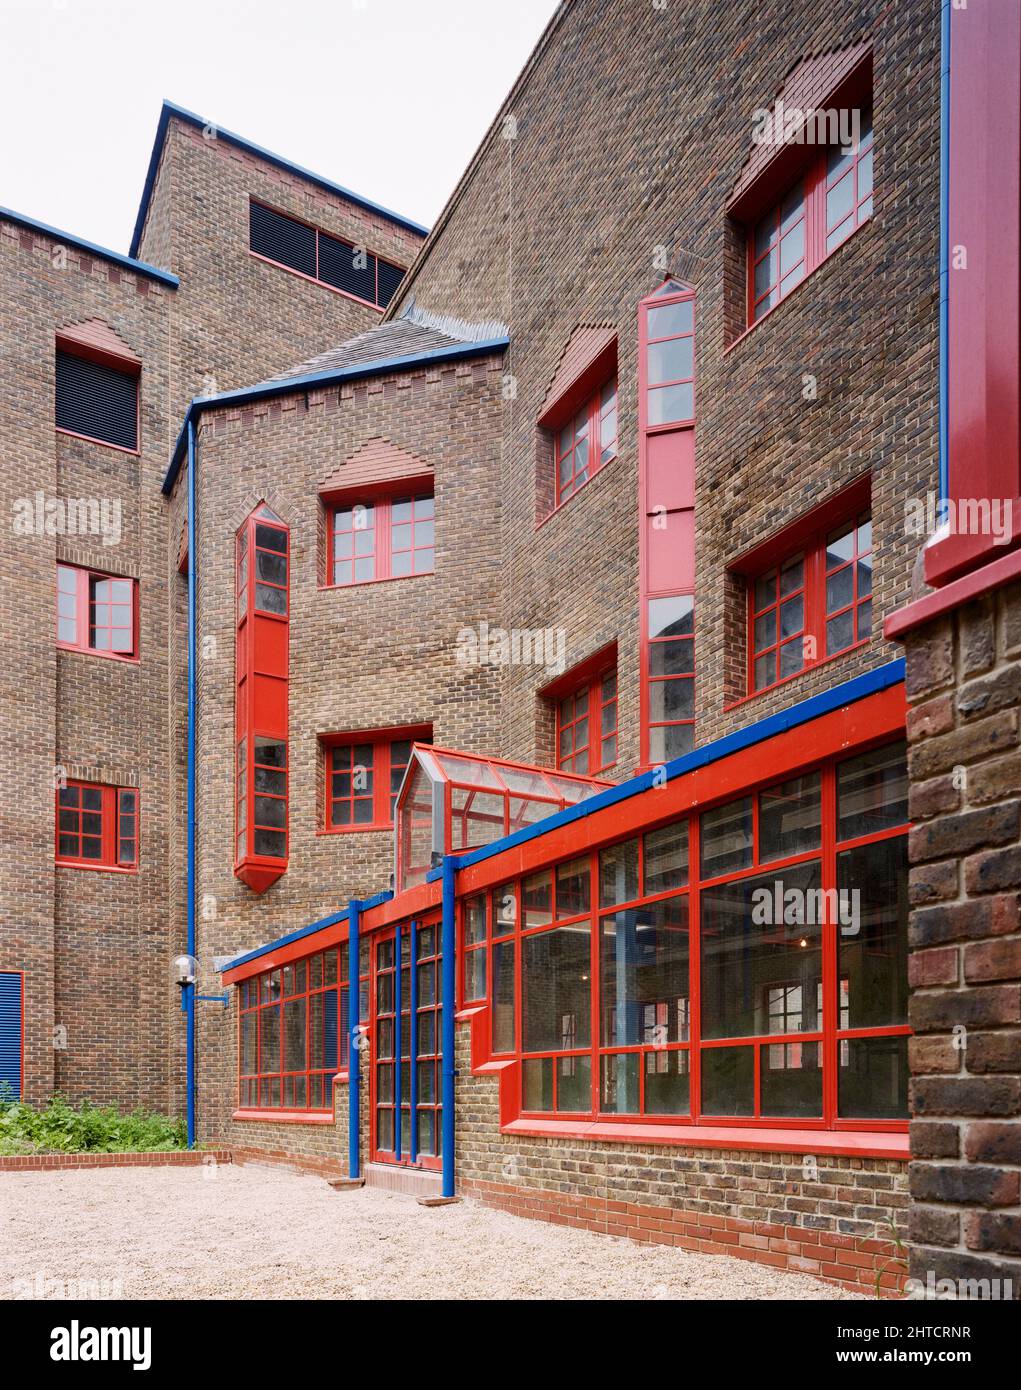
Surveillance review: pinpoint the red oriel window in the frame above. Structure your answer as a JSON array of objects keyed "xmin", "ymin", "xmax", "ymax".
[
  {"xmin": 328, "ymin": 492, "xmax": 434, "ymax": 586},
  {"xmin": 749, "ymin": 511, "xmax": 872, "ymax": 694},
  {"xmin": 554, "ymin": 379, "xmax": 618, "ymax": 507},
  {"xmin": 749, "ymin": 106, "xmax": 873, "ymax": 324},
  {"xmin": 235, "ymin": 505, "xmax": 289, "ymax": 893},
  {"xmin": 238, "ymin": 946, "xmax": 349, "ymax": 1112},
  {"xmin": 324, "ymin": 728, "xmax": 429, "ymax": 831},
  {"xmin": 556, "ymin": 668, "xmax": 618, "ymax": 775},
  {"xmin": 56, "ymin": 564, "xmax": 137, "ymax": 659},
  {"xmin": 56, "ymin": 781, "xmax": 138, "ymax": 870}
]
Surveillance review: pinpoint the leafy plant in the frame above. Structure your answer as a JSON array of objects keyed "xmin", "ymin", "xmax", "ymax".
[
  {"xmin": 0, "ymin": 1094, "xmax": 186, "ymax": 1155},
  {"xmin": 874, "ymin": 1217, "xmax": 910, "ymax": 1299}
]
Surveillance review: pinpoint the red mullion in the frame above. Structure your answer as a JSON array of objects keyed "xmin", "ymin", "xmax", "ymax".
[
  {"xmin": 376, "ymin": 497, "xmax": 392, "ymax": 580},
  {"xmin": 804, "ymin": 154, "xmax": 825, "ymax": 277},
  {"xmin": 374, "ymin": 740, "xmax": 388, "ymax": 828},
  {"xmin": 588, "ymin": 853, "xmax": 599, "ymax": 1116},
  {"xmin": 689, "ymin": 812, "xmax": 702, "ymax": 1121},
  {"xmin": 77, "ymin": 567, "xmax": 90, "ymax": 654},
  {"xmin": 820, "ymin": 762, "xmax": 839, "ymax": 1126},
  {"xmin": 806, "ymin": 535, "xmax": 826, "ymax": 669}
]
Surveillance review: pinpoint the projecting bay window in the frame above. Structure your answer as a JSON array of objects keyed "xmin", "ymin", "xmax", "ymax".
[
  {"xmin": 56, "ymin": 781, "xmax": 138, "ymax": 870},
  {"xmin": 748, "ymin": 105, "xmax": 874, "ymax": 324},
  {"xmin": 328, "ymin": 492, "xmax": 434, "ymax": 585},
  {"xmin": 748, "ymin": 510, "xmax": 872, "ymax": 694},
  {"xmin": 56, "ymin": 564, "xmax": 138, "ymax": 659},
  {"xmin": 553, "ymin": 379, "xmax": 618, "ymax": 507},
  {"xmin": 235, "ymin": 505, "xmax": 289, "ymax": 893},
  {"xmin": 470, "ymin": 739, "xmax": 909, "ymax": 1130},
  {"xmin": 238, "ymin": 946, "xmax": 349, "ymax": 1112},
  {"xmin": 323, "ymin": 728, "xmax": 428, "ymax": 831}
]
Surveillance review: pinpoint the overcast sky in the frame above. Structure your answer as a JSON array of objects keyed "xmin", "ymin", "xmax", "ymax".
[{"xmin": 0, "ymin": 0, "xmax": 560, "ymax": 254}]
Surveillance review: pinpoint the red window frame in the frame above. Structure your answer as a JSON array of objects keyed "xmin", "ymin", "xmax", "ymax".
[
  {"xmin": 553, "ymin": 378, "xmax": 618, "ymax": 508},
  {"xmin": 748, "ymin": 510, "xmax": 872, "ymax": 695},
  {"xmin": 555, "ymin": 667, "xmax": 618, "ymax": 775},
  {"xmin": 55, "ymin": 780, "xmax": 138, "ymax": 871},
  {"xmin": 327, "ymin": 490, "xmax": 435, "ymax": 586},
  {"xmin": 249, "ymin": 199, "xmax": 406, "ymax": 313},
  {"xmin": 468, "ymin": 739, "xmax": 909, "ymax": 1133},
  {"xmin": 323, "ymin": 726, "xmax": 431, "ymax": 833},
  {"xmin": 747, "ymin": 104, "xmax": 873, "ymax": 325},
  {"xmin": 237, "ymin": 946, "xmax": 349, "ymax": 1113},
  {"xmin": 235, "ymin": 506, "xmax": 289, "ymax": 891},
  {"xmin": 637, "ymin": 279, "xmax": 697, "ymax": 769},
  {"xmin": 56, "ymin": 564, "xmax": 138, "ymax": 660}
]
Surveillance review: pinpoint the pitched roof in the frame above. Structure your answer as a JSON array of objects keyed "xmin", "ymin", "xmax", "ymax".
[
  {"xmin": 268, "ymin": 319, "xmax": 466, "ymax": 383},
  {"xmin": 129, "ymin": 101, "xmax": 429, "ymax": 259}
]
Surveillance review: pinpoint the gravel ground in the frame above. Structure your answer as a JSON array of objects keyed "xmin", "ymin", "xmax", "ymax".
[{"xmin": 0, "ymin": 1164, "xmax": 861, "ymax": 1300}]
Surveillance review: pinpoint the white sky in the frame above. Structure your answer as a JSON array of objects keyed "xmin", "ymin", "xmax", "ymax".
[{"xmin": 0, "ymin": 0, "xmax": 560, "ymax": 254}]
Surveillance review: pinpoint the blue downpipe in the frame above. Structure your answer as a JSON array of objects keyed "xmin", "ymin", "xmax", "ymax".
[
  {"xmin": 441, "ymin": 857, "xmax": 458, "ymax": 1198},
  {"xmin": 938, "ymin": 0, "xmax": 951, "ymax": 507},
  {"xmin": 186, "ymin": 420, "xmax": 197, "ymax": 1147},
  {"xmin": 347, "ymin": 900, "xmax": 362, "ymax": 1179}
]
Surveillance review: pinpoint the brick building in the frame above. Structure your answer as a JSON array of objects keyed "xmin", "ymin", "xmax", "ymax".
[{"xmin": 2, "ymin": 0, "xmax": 1018, "ymax": 1298}]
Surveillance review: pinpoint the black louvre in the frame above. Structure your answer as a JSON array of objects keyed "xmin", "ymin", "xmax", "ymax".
[
  {"xmin": 250, "ymin": 203, "xmax": 316, "ymax": 278},
  {"xmin": 376, "ymin": 259, "xmax": 405, "ymax": 308},
  {"xmin": 318, "ymin": 233, "xmax": 377, "ymax": 303},
  {"xmin": 55, "ymin": 351, "xmax": 138, "ymax": 451}
]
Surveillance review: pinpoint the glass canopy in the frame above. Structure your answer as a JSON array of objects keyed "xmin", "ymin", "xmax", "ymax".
[{"xmin": 395, "ymin": 744, "xmax": 612, "ymax": 892}]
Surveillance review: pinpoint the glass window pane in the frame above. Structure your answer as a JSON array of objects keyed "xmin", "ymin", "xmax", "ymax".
[
  {"xmin": 646, "ymin": 299, "xmax": 693, "ymax": 339},
  {"xmin": 648, "ymin": 381, "xmax": 693, "ymax": 427},
  {"xmin": 838, "ymin": 836, "xmax": 908, "ymax": 1028},
  {"xmin": 648, "ymin": 721, "xmax": 694, "ymax": 763},
  {"xmin": 522, "ymin": 925, "xmax": 591, "ymax": 1052},
  {"xmin": 644, "ymin": 821, "xmax": 688, "ymax": 894},
  {"xmin": 839, "ymin": 1035, "xmax": 908, "ymax": 1120},
  {"xmin": 761, "ymin": 1039, "xmax": 822, "ymax": 1117},
  {"xmin": 700, "ymin": 797, "xmax": 753, "ymax": 879},
  {"xmin": 598, "ymin": 839, "xmax": 639, "ymax": 906},
  {"xmin": 464, "ymin": 947, "xmax": 487, "ymax": 1002},
  {"xmin": 463, "ymin": 896, "xmax": 486, "ymax": 946},
  {"xmin": 259, "ymin": 1005, "xmax": 281, "ymax": 1072},
  {"xmin": 701, "ymin": 1046, "xmax": 754, "ymax": 1116},
  {"xmin": 600, "ymin": 898, "xmax": 689, "ymax": 1047},
  {"xmin": 699, "ymin": 861, "xmax": 822, "ymax": 1039},
  {"xmin": 556, "ymin": 1054, "xmax": 591, "ymax": 1113},
  {"xmin": 600, "ymin": 1052, "xmax": 639, "ymax": 1115},
  {"xmin": 837, "ymin": 742, "xmax": 908, "ymax": 840},
  {"xmin": 826, "ymin": 610, "xmax": 854, "ymax": 654},
  {"xmin": 648, "ymin": 594, "xmax": 693, "ymax": 639},
  {"xmin": 758, "ymin": 773, "xmax": 821, "ymax": 862},
  {"xmin": 492, "ymin": 939, "xmax": 516, "ymax": 1053},
  {"xmin": 647, "ymin": 335, "xmax": 693, "ymax": 386},
  {"xmin": 523, "ymin": 1057, "xmax": 553, "ymax": 1112},
  {"xmin": 644, "ymin": 1051, "xmax": 690, "ymax": 1115},
  {"xmin": 522, "ymin": 870, "xmax": 552, "ymax": 928}
]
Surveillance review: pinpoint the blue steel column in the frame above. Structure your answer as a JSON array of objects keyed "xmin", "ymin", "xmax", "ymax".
[
  {"xmin": 441, "ymin": 857, "xmax": 458, "ymax": 1197},
  {"xmin": 394, "ymin": 927, "xmax": 402, "ymax": 1163},
  {"xmin": 185, "ymin": 418, "xmax": 197, "ymax": 1148},
  {"xmin": 347, "ymin": 900, "xmax": 362, "ymax": 1179},
  {"xmin": 409, "ymin": 920, "xmax": 419, "ymax": 1166}
]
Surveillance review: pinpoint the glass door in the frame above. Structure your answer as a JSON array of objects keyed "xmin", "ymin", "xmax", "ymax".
[{"xmin": 370, "ymin": 919, "xmax": 442, "ymax": 1169}]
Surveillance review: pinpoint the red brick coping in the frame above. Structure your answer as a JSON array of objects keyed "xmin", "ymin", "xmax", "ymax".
[{"xmin": 0, "ymin": 1149, "xmax": 231, "ymax": 1172}]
